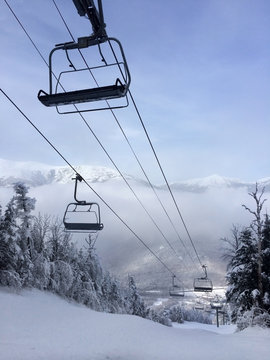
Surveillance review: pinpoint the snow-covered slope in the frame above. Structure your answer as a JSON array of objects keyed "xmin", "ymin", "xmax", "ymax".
[{"xmin": 1, "ymin": 288, "xmax": 269, "ymax": 360}]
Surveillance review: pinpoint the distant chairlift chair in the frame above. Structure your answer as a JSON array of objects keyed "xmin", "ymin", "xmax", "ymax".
[
  {"xmin": 169, "ymin": 275, "xmax": 184, "ymax": 297},
  {"xmin": 63, "ymin": 174, "xmax": 103, "ymax": 233},
  {"xmin": 193, "ymin": 265, "xmax": 213, "ymax": 292}
]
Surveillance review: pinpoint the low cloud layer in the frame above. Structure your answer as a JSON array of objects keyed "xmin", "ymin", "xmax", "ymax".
[{"xmin": 1, "ymin": 174, "xmax": 267, "ymax": 289}]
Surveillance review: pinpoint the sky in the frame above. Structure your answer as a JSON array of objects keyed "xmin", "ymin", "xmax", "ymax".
[{"xmin": 0, "ymin": 0, "xmax": 269, "ymax": 184}]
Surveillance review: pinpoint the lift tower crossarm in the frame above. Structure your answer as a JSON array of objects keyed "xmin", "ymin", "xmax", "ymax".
[{"xmin": 72, "ymin": 0, "xmax": 107, "ymax": 40}]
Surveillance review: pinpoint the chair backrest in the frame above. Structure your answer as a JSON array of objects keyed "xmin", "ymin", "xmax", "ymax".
[{"xmin": 63, "ymin": 202, "xmax": 103, "ymax": 233}]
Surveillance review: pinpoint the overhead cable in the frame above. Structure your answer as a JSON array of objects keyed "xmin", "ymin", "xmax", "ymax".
[
  {"xmin": 51, "ymin": 0, "xmax": 196, "ymax": 270},
  {"xmin": 0, "ymin": 88, "xmax": 179, "ymax": 280}
]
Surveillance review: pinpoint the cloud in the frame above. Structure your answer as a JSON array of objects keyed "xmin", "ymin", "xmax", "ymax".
[{"xmin": 2, "ymin": 171, "xmax": 267, "ymax": 289}]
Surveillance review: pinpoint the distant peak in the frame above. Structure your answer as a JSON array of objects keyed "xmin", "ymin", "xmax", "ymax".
[{"xmin": 0, "ymin": 158, "xmax": 269, "ymax": 192}]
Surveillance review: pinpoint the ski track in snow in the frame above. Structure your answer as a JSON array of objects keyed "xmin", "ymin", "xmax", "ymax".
[{"xmin": 0, "ymin": 288, "xmax": 270, "ymax": 360}]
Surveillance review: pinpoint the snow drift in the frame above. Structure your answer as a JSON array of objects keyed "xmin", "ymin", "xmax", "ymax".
[{"xmin": 0, "ymin": 287, "xmax": 270, "ymax": 360}]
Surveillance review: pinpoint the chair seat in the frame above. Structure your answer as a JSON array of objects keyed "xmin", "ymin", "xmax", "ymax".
[
  {"xmin": 194, "ymin": 286, "xmax": 213, "ymax": 292},
  {"xmin": 64, "ymin": 222, "xmax": 104, "ymax": 231},
  {"xmin": 38, "ymin": 84, "xmax": 126, "ymax": 107}
]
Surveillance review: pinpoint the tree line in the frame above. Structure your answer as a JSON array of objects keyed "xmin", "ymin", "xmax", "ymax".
[
  {"xmin": 222, "ymin": 185, "xmax": 270, "ymax": 329},
  {"xmin": 0, "ymin": 182, "xmax": 170, "ymax": 325}
]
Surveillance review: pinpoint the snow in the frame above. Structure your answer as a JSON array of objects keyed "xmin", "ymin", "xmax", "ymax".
[
  {"xmin": 1, "ymin": 158, "xmax": 270, "ymax": 190},
  {"xmin": 1, "ymin": 288, "xmax": 270, "ymax": 360},
  {"xmin": 181, "ymin": 174, "xmax": 243, "ymax": 187},
  {"xmin": 173, "ymin": 321, "xmax": 237, "ymax": 334},
  {"xmin": 0, "ymin": 158, "xmax": 125, "ymax": 187}
]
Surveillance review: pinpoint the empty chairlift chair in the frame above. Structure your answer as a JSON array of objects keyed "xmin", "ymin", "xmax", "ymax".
[
  {"xmin": 63, "ymin": 202, "xmax": 103, "ymax": 232},
  {"xmin": 38, "ymin": 0, "xmax": 131, "ymax": 114},
  {"xmin": 193, "ymin": 265, "xmax": 213, "ymax": 293},
  {"xmin": 194, "ymin": 300, "xmax": 204, "ymax": 310},
  {"xmin": 169, "ymin": 275, "xmax": 184, "ymax": 297},
  {"xmin": 63, "ymin": 174, "xmax": 103, "ymax": 233}
]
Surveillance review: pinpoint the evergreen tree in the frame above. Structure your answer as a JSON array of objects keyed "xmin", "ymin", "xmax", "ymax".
[
  {"xmin": 108, "ymin": 278, "xmax": 126, "ymax": 314},
  {"xmin": 67, "ymin": 248, "xmax": 88, "ymax": 304},
  {"xmin": 167, "ymin": 305, "xmax": 183, "ymax": 323},
  {"xmin": 220, "ymin": 224, "xmax": 242, "ymax": 270},
  {"xmin": 226, "ymin": 228, "xmax": 258, "ymax": 321},
  {"xmin": 0, "ymin": 197, "xmax": 22, "ymax": 288},
  {"xmin": 242, "ymin": 184, "xmax": 266, "ymax": 307},
  {"xmin": 46, "ymin": 218, "xmax": 74, "ymax": 295},
  {"xmin": 224, "ymin": 185, "xmax": 270, "ymax": 328},
  {"xmin": 0, "ymin": 204, "xmax": 8, "ymax": 270},
  {"xmin": 31, "ymin": 213, "xmax": 50, "ymax": 255},
  {"xmin": 30, "ymin": 214, "xmax": 51, "ymax": 289},
  {"xmin": 76, "ymin": 239, "xmax": 102, "ymax": 310},
  {"xmin": 126, "ymin": 275, "xmax": 148, "ymax": 317},
  {"xmin": 0, "ymin": 186, "xmax": 164, "ymax": 324},
  {"xmin": 262, "ymin": 214, "xmax": 270, "ymax": 311},
  {"xmin": 83, "ymin": 236, "xmax": 103, "ymax": 294},
  {"xmin": 12, "ymin": 182, "xmax": 36, "ymax": 286},
  {"xmin": 147, "ymin": 309, "xmax": 172, "ymax": 326},
  {"xmin": 47, "ymin": 218, "xmax": 71, "ymax": 262}
]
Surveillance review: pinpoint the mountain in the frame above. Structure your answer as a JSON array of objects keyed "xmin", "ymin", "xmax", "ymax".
[
  {"xmin": 0, "ymin": 159, "xmax": 124, "ymax": 187},
  {"xmin": 170, "ymin": 174, "xmax": 270, "ymax": 193},
  {"xmin": 1, "ymin": 158, "xmax": 269, "ymax": 192}
]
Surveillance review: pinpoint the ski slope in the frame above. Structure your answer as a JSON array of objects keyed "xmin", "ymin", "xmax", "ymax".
[{"xmin": 0, "ymin": 287, "xmax": 269, "ymax": 360}]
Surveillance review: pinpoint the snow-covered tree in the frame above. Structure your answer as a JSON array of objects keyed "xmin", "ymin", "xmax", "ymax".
[
  {"xmin": 0, "ymin": 186, "xmax": 167, "ymax": 324},
  {"xmin": 224, "ymin": 185, "xmax": 270, "ymax": 328},
  {"xmin": 49, "ymin": 260, "xmax": 74, "ymax": 295},
  {"xmin": 226, "ymin": 228, "xmax": 258, "ymax": 321},
  {"xmin": 47, "ymin": 218, "xmax": 72, "ymax": 262},
  {"xmin": 167, "ymin": 305, "xmax": 184, "ymax": 323},
  {"xmin": 182, "ymin": 307, "xmax": 212, "ymax": 324},
  {"xmin": 147, "ymin": 309, "xmax": 172, "ymax": 327},
  {"xmin": 76, "ymin": 238, "xmax": 102, "ymax": 310},
  {"xmin": 126, "ymin": 275, "xmax": 148, "ymax": 318},
  {"xmin": 262, "ymin": 214, "xmax": 270, "ymax": 312},
  {"xmin": 221, "ymin": 224, "xmax": 242, "ymax": 269},
  {"xmin": 242, "ymin": 184, "xmax": 266, "ymax": 307},
  {"xmin": 0, "ymin": 196, "xmax": 22, "ymax": 288},
  {"xmin": 46, "ymin": 218, "xmax": 75, "ymax": 295},
  {"xmin": 31, "ymin": 213, "xmax": 50, "ymax": 255},
  {"xmin": 12, "ymin": 182, "xmax": 36, "ymax": 286},
  {"xmin": 30, "ymin": 214, "xmax": 51, "ymax": 289}
]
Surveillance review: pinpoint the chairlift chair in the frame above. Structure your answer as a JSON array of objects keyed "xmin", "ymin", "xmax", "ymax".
[
  {"xmin": 205, "ymin": 304, "xmax": 212, "ymax": 313},
  {"xmin": 193, "ymin": 265, "xmax": 213, "ymax": 293},
  {"xmin": 63, "ymin": 174, "xmax": 104, "ymax": 233},
  {"xmin": 169, "ymin": 275, "xmax": 184, "ymax": 297},
  {"xmin": 38, "ymin": 0, "xmax": 131, "ymax": 113},
  {"xmin": 194, "ymin": 303, "xmax": 204, "ymax": 311},
  {"xmin": 169, "ymin": 285, "xmax": 185, "ymax": 297},
  {"xmin": 193, "ymin": 278, "xmax": 213, "ymax": 292},
  {"xmin": 63, "ymin": 202, "xmax": 103, "ymax": 233},
  {"xmin": 210, "ymin": 302, "xmax": 223, "ymax": 310}
]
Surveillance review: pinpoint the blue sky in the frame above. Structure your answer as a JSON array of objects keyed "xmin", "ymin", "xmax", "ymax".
[{"xmin": 0, "ymin": 0, "xmax": 269, "ymax": 183}]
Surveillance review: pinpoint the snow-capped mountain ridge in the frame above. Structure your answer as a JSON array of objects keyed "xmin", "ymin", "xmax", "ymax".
[
  {"xmin": 170, "ymin": 174, "xmax": 270, "ymax": 193},
  {"xmin": 0, "ymin": 159, "xmax": 124, "ymax": 187},
  {"xmin": 0, "ymin": 159, "xmax": 269, "ymax": 191}
]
